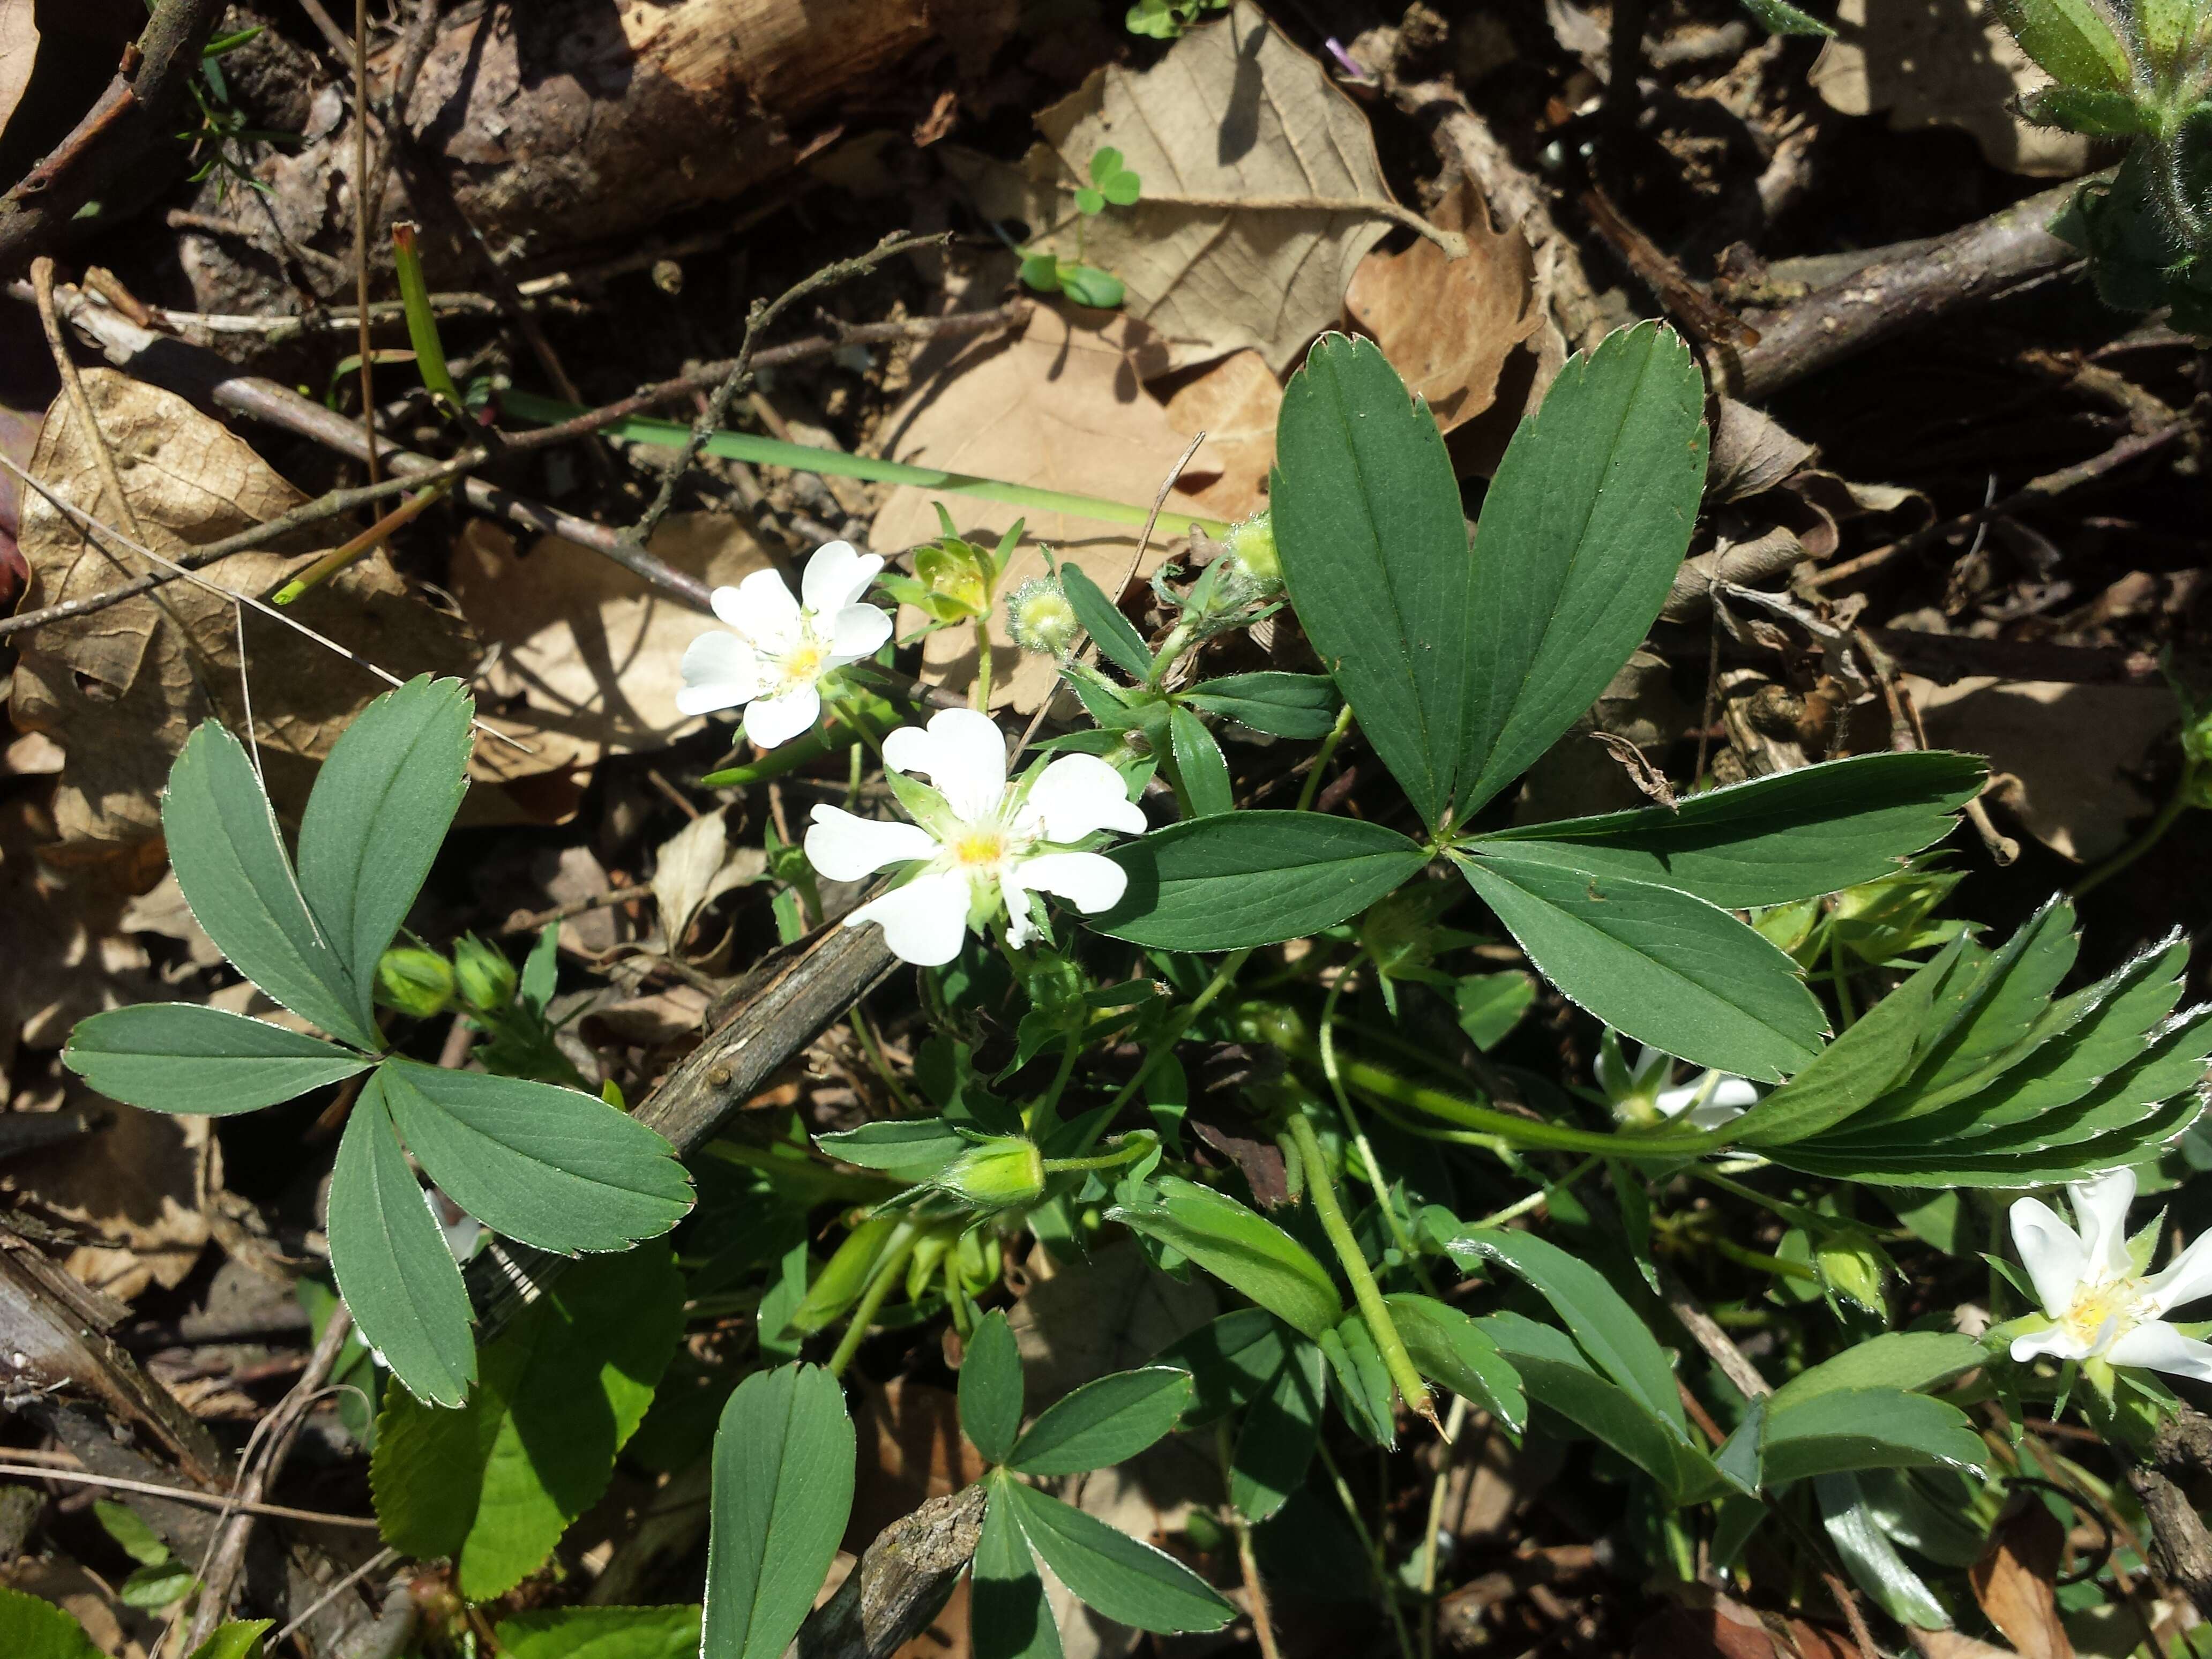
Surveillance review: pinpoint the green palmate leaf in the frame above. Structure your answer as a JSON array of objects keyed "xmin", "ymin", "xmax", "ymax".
[
  {"xmin": 1899, "ymin": 896, "xmax": 2078, "ymax": 1109},
  {"xmin": 1272, "ymin": 331, "xmax": 1471, "ymax": 829},
  {"xmin": 64, "ymin": 1004, "xmax": 370, "ymax": 1115},
  {"xmin": 1155, "ymin": 1308, "xmax": 1289, "ymax": 1424},
  {"xmin": 1475, "ymin": 1311, "xmax": 1717, "ymax": 1503},
  {"xmin": 378, "ymin": 1058, "xmax": 691, "ymax": 1254},
  {"xmin": 328, "ymin": 1072, "xmax": 474, "ymax": 1406},
  {"xmin": 1447, "ymin": 1228, "xmax": 1684, "ymax": 1431},
  {"xmin": 1729, "ymin": 953, "xmax": 1943, "ymax": 1147},
  {"xmin": 1007, "ymin": 1366, "xmax": 1193, "ymax": 1475},
  {"xmin": 1767, "ymin": 1333, "xmax": 1984, "ymax": 1411},
  {"xmin": 1059, "ymin": 561, "xmax": 1152, "ymax": 680},
  {"xmin": 961, "ymin": 1309, "xmax": 1026, "ymax": 1464},
  {"xmin": 1180, "ymin": 672, "xmax": 1342, "ymax": 739},
  {"xmin": 0, "ymin": 1588, "xmax": 102, "ymax": 1659},
  {"xmin": 1108, "ymin": 1177, "xmax": 1342, "ymax": 1339},
  {"xmin": 1004, "ymin": 1479, "xmax": 1235, "ymax": 1633},
  {"xmin": 495, "ymin": 1605, "xmax": 701, "ymax": 1659},
  {"xmin": 703, "ymin": 1364, "xmax": 857, "ymax": 1659},
  {"xmin": 1098, "ymin": 812, "xmax": 1428, "ymax": 950},
  {"xmin": 1729, "ymin": 1389, "xmax": 1984, "ymax": 1490},
  {"xmin": 1167, "ymin": 706, "xmax": 1234, "ymax": 818},
  {"xmin": 188, "ymin": 1623, "xmax": 274, "ymax": 1659},
  {"xmin": 371, "ymin": 1244, "xmax": 685, "ymax": 1600},
  {"xmin": 1381, "ymin": 1293, "xmax": 1527, "ymax": 1431},
  {"xmin": 1454, "ymin": 321, "xmax": 1708, "ymax": 821},
  {"xmin": 1471, "ymin": 752, "xmax": 1985, "ymax": 908},
  {"xmin": 162, "ymin": 719, "xmax": 375, "ymax": 1048},
  {"xmin": 1456, "ymin": 853, "xmax": 1825, "ymax": 1082},
  {"xmin": 295, "ymin": 676, "xmax": 473, "ymax": 1036},
  {"xmin": 972, "ymin": 1479, "xmax": 1063, "ymax": 1659},
  {"xmin": 1231, "ymin": 1341, "xmax": 1325, "ymax": 1522}
]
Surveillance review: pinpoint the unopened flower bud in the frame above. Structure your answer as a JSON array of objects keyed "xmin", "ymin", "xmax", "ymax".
[
  {"xmin": 376, "ymin": 947, "xmax": 456, "ymax": 1018},
  {"xmin": 452, "ymin": 935, "xmax": 519, "ymax": 1013},
  {"xmin": 936, "ymin": 1134, "xmax": 1045, "ymax": 1212},
  {"xmin": 1224, "ymin": 511, "xmax": 1280, "ymax": 587},
  {"xmin": 1007, "ymin": 577, "xmax": 1080, "ymax": 657},
  {"xmin": 1816, "ymin": 1234, "xmax": 1889, "ymax": 1315}
]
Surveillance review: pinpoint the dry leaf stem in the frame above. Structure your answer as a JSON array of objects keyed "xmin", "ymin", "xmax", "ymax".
[
  {"xmin": 0, "ymin": 1462, "xmax": 380, "ymax": 1528},
  {"xmin": 1140, "ymin": 192, "xmax": 1468, "ymax": 260},
  {"xmin": 354, "ymin": 0, "xmax": 379, "ymax": 486}
]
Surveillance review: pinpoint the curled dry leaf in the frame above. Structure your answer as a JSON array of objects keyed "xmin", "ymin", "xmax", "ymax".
[
  {"xmin": 872, "ymin": 304, "xmax": 1217, "ymax": 712},
  {"xmin": 1810, "ymin": 0, "xmax": 2093, "ymax": 178},
  {"xmin": 1022, "ymin": 0, "xmax": 1404, "ymax": 374},
  {"xmin": 1708, "ymin": 400, "xmax": 1817, "ymax": 503},
  {"xmin": 1344, "ymin": 181, "xmax": 1540, "ymax": 438},
  {"xmin": 451, "ymin": 513, "xmax": 773, "ymax": 797},
  {"xmin": 651, "ymin": 809, "xmax": 767, "ymax": 955},
  {"xmin": 1969, "ymin": 1496, "xmax": 2075, "ymax": 1659},
  {"xmin": 8, "ymin": 370, "xmax": 475, "ymax": 843}
]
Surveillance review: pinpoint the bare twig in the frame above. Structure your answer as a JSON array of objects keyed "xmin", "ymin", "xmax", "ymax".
[
  {"xmin": 354, "ymin": 0, "xmax": 379, "ymax": 488},
  {"xmin": 794, "ymin": 1484, "xmax": 987, "ymax": 1659},
  {"xmin": 0, "ymin": 1463, "xmax": 379, "ymax": 1528},
  {"xmin": 177, "ymin": 1307, "xmax": 360, "ymax": 1652}
]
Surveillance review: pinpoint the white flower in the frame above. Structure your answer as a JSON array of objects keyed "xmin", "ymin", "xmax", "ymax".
[
  {"xmin": 803, "ymin": 707, "xmax": 1146, "ymax": 967},
  {"xmin": 1597, "ymin": 1034, "xmax": 1757, "ymax": 1130},
  {"xmin": 2008, "ymin": 1168, "xmax": 2212, "ymax": 1381},
  {"xmin": 677, "ymin": 541, "xmax": 893, "ymax": 748}
]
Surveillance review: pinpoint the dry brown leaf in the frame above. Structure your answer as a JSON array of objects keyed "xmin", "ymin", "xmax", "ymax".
[
  {"xmin": 452, "ymin": 514, "xmax": 773, "ymax": 786},
  {"xmin": 1162, "ymin": 349, "xmax": 1280, "ymax": 523},
  {"xmin": 0, "ymin": 0, "xmax": 37, "ymax": 151},
  {"xmin": 1810, "ymin": 0, "xmax": 2093, "ymax": 178},
  {"xmin": 847, "ymin": 1378, "xmax": 990, "ymax": 1551},
  {"xmin": 1023, "ymin": 1, "xmax": 1403, "ymax": 373},
  {"xmin": 1345, "ymin": 181, "xmax": 1538, "ymax": 437},
  {"xmin": 3, "ymin": 1100, "xmax": 215, "ymax": 1301},
  {"xmin": 872, "ymin": 305, "xmax": 1219, "ymax": 713},
  {"xmin": 1905, "ymin": 676, "xmax": 2173, "ymax": 862},
  {"xmin": 1709, "ymin": 399, "xmax": 1818, "ymax": 502},
  {"xmin": 1970, "ymin": 1497, "xmax": 2075, "ymax": 1659},
  {"xmin": 1008, "ymin": 1239, "xmax": 1216, "ymax": 1407},
  {"xmin": 9, "ymin": 370, "xmax": 475, "ymax": 843},
  {"xmin": 651, "ymin": 809, "xmax": 766, "ymax": 956}
]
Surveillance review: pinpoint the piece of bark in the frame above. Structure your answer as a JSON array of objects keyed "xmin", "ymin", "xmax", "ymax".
[
  {"xmin": 796, "ymin": 1483, "xmax": 987, "ymax": 1659},
  {"xmin": 178, "ymin": 0, "xmax": 1020, "ymax": 316}
]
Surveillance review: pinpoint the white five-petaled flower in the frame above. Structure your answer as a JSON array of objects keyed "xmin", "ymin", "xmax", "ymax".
[
  {"xmin": 2008, "ymin": 1168, "xmax": 2212, "ymax": 1382},
  {"xmin": 677, "ymin": 540, "xmax": 893, "ymax": 748},
  {"xmin": 803, "ymin": 707, "xmax": 1147, "ymax": 967}
]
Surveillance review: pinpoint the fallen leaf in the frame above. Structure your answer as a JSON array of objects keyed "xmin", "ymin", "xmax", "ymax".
[
  {"xmin": 9, "ymin": 370, "xmax": 476, "ymax": 843},
  {"xmin": 871, "ymin": 304, "xmax": 1217, "ymax": 712},
  {"xmin": 1022, "ymin": 1, "xmax": 1404, "ymax": 373},
  {"xmin": 1008, "ymin": 1238, "xmax": 1216, "ymax": 1407},
  {"xmin": 1709, "ymin": 400, "xmax": 1817, "ymax": 502},
  {"xmin": 0, "ymin": 0, "xmax": 36, "ymax": 151},
  {"xmin": 1970, "ymin": 1496, "xmax": 2075, "ymax": 1659},
  {"xmin": 1345, "ymin": 181, "xmax": 1538, "ymax": 437},
  {"xmin": 1162, "ymin": 349, "xmax": 1280, "ymax": 524},
  {"xmin": 846, "ymin": 1378, "xmax": 989, "ymax": 1550},
  {"xmin": 451, "ymin": 513, "xmax": 772, "ymax": 785},
  {"xmin": 650, "ymin": 810, "xmax": 766, "ymax": 956},
  {"xmin": 3, "ymin": 1098, "xmax": 215, "ymax": 1302},
  {"xmin": 1810, "ymin": 0, "xmax": 2094, "ymax": 178},
  {"xmin": 1905, "ymin": 676, "xmax": 2172, "ymax": 862}
]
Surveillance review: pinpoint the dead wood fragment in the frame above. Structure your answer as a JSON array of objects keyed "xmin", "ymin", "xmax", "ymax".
[{"xmin": 796, "ymin": 1483, "xmax": 987, "ymax": 1659}]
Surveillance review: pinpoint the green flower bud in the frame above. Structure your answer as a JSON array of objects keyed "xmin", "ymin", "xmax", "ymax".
[
  {"xmin": 1815, "ymin": 1233, "xmax": 1890, "ymax": 1315},
  {"xmin": 1007, "ymin": 576, "xmax": 1080, "ymax": 657},
  {"xmin": 1224, "ymin": 511, "xmax": 1280, "ymax": 586},
  {"xmin": 376, "ymin": 947, "xmax": 456, "ymax": 1017},
  {"xmin": 452, "ymin": 934, "xmax": 519, "ymax": 1014},
  {"xmin": 1231, "ymin": 999, "xmax": 1309, "ymax": 1052},
  {"xmin": 934, "ymin": 1135, "xmax": 1045, "ymax": 1213}
]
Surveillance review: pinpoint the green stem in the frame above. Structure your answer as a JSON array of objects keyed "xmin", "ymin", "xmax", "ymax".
[
  {"xmin": 1316, "ymin": 1437, "xmax": 1417, "ymax": 1659},
  {"xmin": 1297, "ymin": 703, "xmax": 1357, "ymax": 811},
  {"xmin": 1470, "ymin": 1155, "xmax": 1600, "ymax": 1229},
  {"xmin": 827, "ymin": 1221, "xmax": 920, "ymax": 1377},
  {"xmin": 1419, "ymin": 1394, "xmax": 1472, "ymax": 1659},
  {"xmin": 1287, "ymin": 1113, "xmax": 1438, "ymax": 1433},
  {"xmin": 1032, "ymin": 1040, "xmax": 1081, "ymax": 1128},
  {"xmin": 972, "ymin": 614, "xmax": 995, "ymax": 712},
  {"xmin": 1318, "ymin": 966, "xmax": 1434, "ymax": 1292},
  {"xmin": 1043, "ymin": 1135, "xmax": 1156, "ymax": 1175},
  {"xmin": 502, "ymin": 391, "xmax": 1233, "ymax": 539},
  {"xmin": 2071, "ymin": 762, "xmax": 2198, "ymax": 899}
]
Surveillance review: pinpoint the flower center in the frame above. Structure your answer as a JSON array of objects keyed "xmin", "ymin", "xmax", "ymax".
[
  {"xmin": 950, "ymin": 828, "xmax": 1008, "ymax": 870},
  {"xmin": 2062, "ymin": 1277, "xmax": 2142, "ymax": 1351},
  {"xmin": 779, "ymin": 640, "xmax": 826, "ymax": 686}
]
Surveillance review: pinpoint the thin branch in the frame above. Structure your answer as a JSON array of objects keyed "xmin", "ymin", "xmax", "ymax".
[
  {"xmin": 354, "ymin": 0, "xmax": 379, "ymax": 488},
  {"xmin": 0, "ymin": 1463, "xmax": 380, "ymax": 1528}
]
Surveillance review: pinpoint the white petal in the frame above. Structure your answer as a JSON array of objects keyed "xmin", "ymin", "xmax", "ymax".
[
  {"xmin": 676, "ymin": 631, "xmax": 768, "ymax": 715},
  {"xmin": 743, "ymin": 685, "xmax": 822, "ymax": 750},
  {"xmin": 827, "ymin": 602, "xmax": 893, "ymax": 664},
  {"xmin": 2142, "ymin": 1232, "xmax": 2212, "ymax": 1317},
  {"xmin": 720, "ymin": 567, "xmax": 804, "ymax": 648},
  {"xmin": 882, "ymin": 708, "xmax": 1007, "ymax": 823},
  {"xmin": 801, "ymin": 540, "xmax": 884, "ymax": 617},
  {"xmin": 2010, "ymin": 1195, "xmax": 2088, "ymax": 1320},
  {"xmin": 1684, "ymin": 1098, "xmax": 1751, "ymax": 1131},
  {"xmin": 1026, "ymin": 753, "xmax": 1147, "ymax": 842},
  {"xmin": 1006, "ymin": 850, "xmax": 1128, "ymax": 916},
  {"xmin": 2009, "ymin": 1325, "xmax": 2093, "ymax": 1365},
  {"xmin": 2069, "ymin": 1169, "xmax": 2138, "ymax": 1284},
  {"xmin": 1707, "ymin": 1077, "xmax": 1760, "ymax": 1110},
  {"xmin": 2106, "ymin": 1320, "xmax": 2212, "ymax": 1381},
  {"xmin": 843, "ymin": 871, "xmax": 973, "ymax": 966},
  {"xmin": 804, "ymin": 806, "xmax": 938, "ymax": 881}
]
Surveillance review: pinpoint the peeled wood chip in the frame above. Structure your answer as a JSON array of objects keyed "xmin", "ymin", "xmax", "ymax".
[
  {"xmin": 9, "ymin": 371, "xmax": 475, "ymax": 844},
  {"xmin": 1026, "ymin": 1, "xmax": 1404, "ymax": 373},
  {"xmin": 1810, "ymin": 0, "xmax": 2093, "ymax": 178},
  {"xmin": 872, "ymin": 305, "xmax": 1217, "ymax": 713},
  {"xmin": 1344, "ymin": 181, "xmax": 1540, "ymax": 438}
]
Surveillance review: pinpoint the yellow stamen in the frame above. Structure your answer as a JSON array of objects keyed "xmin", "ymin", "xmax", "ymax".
[{"xmin": 951, "ymin": 830, "xmax": 1005, "ymax": 868}]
